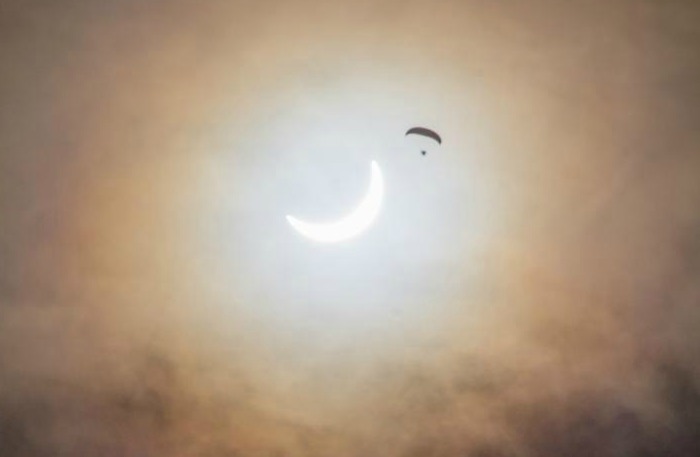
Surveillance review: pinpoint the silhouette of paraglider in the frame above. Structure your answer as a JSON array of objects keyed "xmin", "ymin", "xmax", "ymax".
[{"xmin": 405, "ymin": 127, "xmax": 442, "ymax": 156}]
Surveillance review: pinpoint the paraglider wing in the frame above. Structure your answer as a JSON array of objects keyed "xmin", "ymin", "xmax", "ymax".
[{"xmin": 405, "ymin": 127, "xmax": 442, "ymax": 144}]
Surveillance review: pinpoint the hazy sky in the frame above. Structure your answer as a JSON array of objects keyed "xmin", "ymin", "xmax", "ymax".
[{"xmin": 1, "ymin": 1, "xmax": 700, "ymax": 456}]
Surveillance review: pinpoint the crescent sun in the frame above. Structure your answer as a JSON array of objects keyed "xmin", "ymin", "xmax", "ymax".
[{"xmin": 286, "ymin": 161, "xmax": 384, "ymax": 243}]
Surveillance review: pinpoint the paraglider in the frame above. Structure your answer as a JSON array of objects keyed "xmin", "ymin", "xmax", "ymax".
[{"xmin": 405, "ymin": 127, "xmax": 442, "ymax": 155}]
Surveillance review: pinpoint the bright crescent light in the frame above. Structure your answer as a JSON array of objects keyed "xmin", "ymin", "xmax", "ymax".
[{"xmin": 286, "ymin": 161, "xmax": 384, "ymax": 243}]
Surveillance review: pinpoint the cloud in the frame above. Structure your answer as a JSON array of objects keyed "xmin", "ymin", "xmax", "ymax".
[{"xmin": 1, "ymin": 0, "xmax": 700, "ymax": 456}]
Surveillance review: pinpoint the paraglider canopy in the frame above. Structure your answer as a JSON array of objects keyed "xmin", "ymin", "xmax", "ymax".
[{"xmin": 405, "ymin": 127, "xmax": 442, "ymax": 145}]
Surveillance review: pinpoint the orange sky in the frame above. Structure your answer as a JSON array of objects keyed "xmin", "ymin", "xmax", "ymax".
[{"xmin": 1, "ymin": 1, "xmax": 700, "ymax": 456}]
